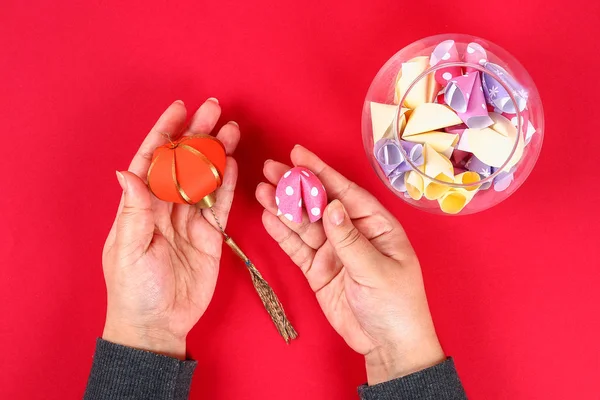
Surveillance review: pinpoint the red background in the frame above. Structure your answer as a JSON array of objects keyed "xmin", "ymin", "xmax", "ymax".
[{"xmin": 1, "ymin": 1, "xmax": 599, "ymax": 399}]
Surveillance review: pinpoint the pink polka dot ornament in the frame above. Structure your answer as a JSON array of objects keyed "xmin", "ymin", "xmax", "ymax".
[{"xmin": 275, "ymin": 167, "xmax": 327, "ymax": 223}]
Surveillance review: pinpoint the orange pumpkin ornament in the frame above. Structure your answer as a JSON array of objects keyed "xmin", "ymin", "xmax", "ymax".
[
  {"xmin": 146, "ymin": 133, "xmax": 297, "ymax": 343},
  {"xmin": 147, "ymin": 134, "xmax": 226, "ymax": 208}
]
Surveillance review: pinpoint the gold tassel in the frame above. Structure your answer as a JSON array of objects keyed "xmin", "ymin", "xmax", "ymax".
[{"xmin": 211, "ymin": 208, "xmax": 297, "ymax": 343}]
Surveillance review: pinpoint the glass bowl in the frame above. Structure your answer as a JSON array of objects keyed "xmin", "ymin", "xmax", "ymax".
[{"xmin": 361, "ymin": 34, "xmax": 544, "ymax": 215}]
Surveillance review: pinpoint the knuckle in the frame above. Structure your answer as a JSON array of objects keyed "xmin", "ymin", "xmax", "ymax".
[{"xmin": 337, "ymin": 226, "xmax": 362, "ymax": 250}]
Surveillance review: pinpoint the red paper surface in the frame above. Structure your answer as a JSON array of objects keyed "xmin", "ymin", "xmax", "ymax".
[{"xmin": 1, "ymin": 1, "xmax": 599, "ymax": 399}]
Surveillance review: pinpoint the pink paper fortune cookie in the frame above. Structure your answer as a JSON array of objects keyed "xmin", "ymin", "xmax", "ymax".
[{"xmin": 275, "ymin": 167, "xmax": 327, "ymax": 223}]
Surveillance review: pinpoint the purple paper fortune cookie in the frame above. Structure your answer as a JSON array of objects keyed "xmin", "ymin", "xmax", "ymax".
[
  {"xmin": 396, "ymin": 141, "xmax": 424, "ymax": 172},
  {"xmin": 374, "ymin": 139, "xmax": 404, "ymax": 176},
  {"xmin": 388, "ymin": 169, "xmax": 407, "ymax": 193},
  {"xmin": 445, "ymin": 71, "xmax": 493, "ymax": 129},
  {"xmin": 482, "ymin": 62, "xmax": 528, "ymax": 114},
  {"xmin": 491, "ymin": 167, "xmax": 515, "ymax": 192}
]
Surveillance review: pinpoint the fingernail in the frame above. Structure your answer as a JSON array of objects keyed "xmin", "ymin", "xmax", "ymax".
[
  {"xmin": 174, "ymin": 100, "xmax": 184, "ymax": 106},
  {"xmin": 294, "ymin": 144, "xmax": 302, "ymax": 148},
  {"xmin": 116, "ymin": 171, "xmax": 128, "ymax": 193},
  {"xmin": 264, "ymin": 159, "xmax": 272, "ymax": 165},
  {"xmin": 328, "ymin": 200, "xmax": 345, "ymax": 226},
  {"xmin": 228, "ymin": 120, "xmax": 239, "ymax": 128},
  {"xmin": 207, "ymin": 97, "xmax": 219, "ymax": 104}
]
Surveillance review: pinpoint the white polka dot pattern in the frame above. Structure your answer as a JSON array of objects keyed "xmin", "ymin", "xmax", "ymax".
[{"xmin": 275, "ymin": 166, "xmax": 328, "ymax": 223}]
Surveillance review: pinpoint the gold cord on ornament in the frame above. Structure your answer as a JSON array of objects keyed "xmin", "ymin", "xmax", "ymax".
[{"xmin": 209, "ymin": 207, "xmax": 298, "ymax": 343}]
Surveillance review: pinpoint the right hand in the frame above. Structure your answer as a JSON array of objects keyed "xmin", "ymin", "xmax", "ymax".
[{"xmin": 256, "ymin": 145, "xmax": 445, "ymax": 385}]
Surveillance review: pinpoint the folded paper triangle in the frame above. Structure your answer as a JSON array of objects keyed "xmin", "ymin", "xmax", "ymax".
[
  {"xmin": 395, "ymin": 56, "xmax": 437, "ymax": 109},
  {"xmin": 370, "ymin": 102, "xmax": 399, "ymax": 143},
  {"xmin": 403, "ymin": 103, "xmax": 462, "ymax": 137},
  {"xmin": 402, "ymin": 131, "xmax": 458, "ymax": 152}
]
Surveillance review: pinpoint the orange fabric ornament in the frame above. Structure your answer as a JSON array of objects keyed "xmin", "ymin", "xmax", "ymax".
[
  {"xmin": 147, "ymin": 134, "xmax": 226, "ymax": 207},
  {"xmin": 146, "ymin": 133, "xmax": 297, "ymax": 343}
]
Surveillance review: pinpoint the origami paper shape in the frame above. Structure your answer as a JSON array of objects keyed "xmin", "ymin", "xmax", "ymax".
[
  {"xmin": 430, "ymin": 40, "xmax": 463, "ymax": 85},
  {"xmin": 402, "ymin": 131, "xmax": 459, "ymax": 152},
  {"xmin": 370, "ymin": 102, "xmax": 398, "ymax": 143},
  {"xmin": 405, "ymin": 169, "xmax": 425, "ymax": 201},
  {"xmin": 464, "ymin": 42, "xmax": 487, "ymax": 72},
  {"xmin": 503, "ymin": 108, "xmax": 537, "ymax": 145},
  {"xmin": 276, "ymin": 167, "xmax": 327, "ymax": 223},
  {"xmin": 445, "ymin": 71, "xmax": 493, "ymax": 128},
  {"xmin": 394, "ymin": 56, "xmax": 438, "ymax": 108},
  {"xmin": 465, "ymin": 155, "xmax": 492, "ymax": 179},
  {"xmin": 374, "ymin": 139, "xmax": 404, "ymax": 176},
  {"xmin": 492, "ymin": 167, "xmax": 515, "ymax": 192},
  {"xmin": 403, "ymin": 103, "xmax": 463, "ymax": 137},
  {"xmin": 482, "ymin": 62, "xmax": 528, "ymax": 113},
  {"xmin": 395, "ymin": 141, "xmax": 425, "ymax": 172},
  {"xmin": 388, "ymin": 169, "xmax": 408, "ymax": 192}
]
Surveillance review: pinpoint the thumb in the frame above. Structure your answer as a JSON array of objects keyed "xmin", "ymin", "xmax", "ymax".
[
  {"xmin": 115, "ymin": 171, "xmax": 154, "ymax": 253},
  {"xmin": 323, "ymin": 200, "xmax": 386, "ymax": 283}
]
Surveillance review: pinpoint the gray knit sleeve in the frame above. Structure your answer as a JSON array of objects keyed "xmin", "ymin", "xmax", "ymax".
[
  {"xmin": 358, "ymin": 358, "xmax": 467, "ymax": 400},
  {"xmin": 84, "ymin": 338, "xmax": 196, "ymax": 400}
]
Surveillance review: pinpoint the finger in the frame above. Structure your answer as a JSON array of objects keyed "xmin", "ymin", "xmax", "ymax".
[
  {"xmin": 290, "ymin": 145, "xmax": 381, "ymax": 218},
  {"xmin": 322, "ymin": 200, "xmax": 387, "ymax": 284},
  {"xmin": 115, "ymin": 171, "xmax": 155, "ymax": 257},
  {"xmin": 352, "ymin": 214, "xmax": 415, "ymax": 263},
  {"xmin": 129, "ymin": 100, "xmax": 187, "ymax": 178},
  {"xmin": 256, "ymin": 181, "xmax": 326, "ymax": 250},
  {"xmin": 215, "ymin": 121, "xmax": 241, "ymax": 155},
  {"xmin": 183, "ymin": 97, "xmax": 221, "ymax": 137},
  {"xmin": 262, "ymin": 159, "xmax": 291, "ymax": 186},
  {"xmin": 262, "ymin": 210, "xmax": 316, "ymax": 275},
  {"xmin": 201, "ymin": 156, "xmax": 238, "ymax": 231}
]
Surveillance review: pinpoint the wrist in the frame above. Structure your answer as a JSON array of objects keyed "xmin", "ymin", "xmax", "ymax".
[
  {"xmin": 102, "ymin": 322, "xmax": 187, "ymax": 360},
  {"xmin": 365, "ymin": 338, "xmax": 445, "ymax": 385}
]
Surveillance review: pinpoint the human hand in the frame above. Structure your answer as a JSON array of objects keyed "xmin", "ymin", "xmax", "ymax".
[
  {"xmin": 256, "ymin": 146, "xmax": 445, "ymax": 384},
  {"xmin": 102, "ymin": 99, "xmax": 240, "ymax": 360}
]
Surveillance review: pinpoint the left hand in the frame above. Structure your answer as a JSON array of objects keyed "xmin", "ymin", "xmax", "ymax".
[{"xmin": 101, "ymin": 98, "xmax": 240, "ymax": 360}]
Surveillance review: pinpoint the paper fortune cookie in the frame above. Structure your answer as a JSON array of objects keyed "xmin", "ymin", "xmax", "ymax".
[
  {"xmin": 370, "ymin": 102, "xmax": 407, "ymax": 143},
  {"xmin": 402, "ymin": 103, "xmax": 463, "ymax": 137},
  {"xmin": 276, "ymin": 167, "xmax": 327, "ymax": 223},
  {"xmin": 403, "ymin": 131, "xmax": 458, "ymax": 153},
  {"xmin": 394, "ymin": 56, "xmax": 439, "ymax": 109},
  {"xmin": 445, "ymin": 72, "xmax": 494, "ymax": 129},
  {"xmin": 464, "ymin": 42, "xmax": 487, "ymax": 73},
  {"xmin": 430, "ymin": 40, "xmax": 462, "ymax": 85},
  {"xmin": 147, "ymin": 134, "xmax": 226, "ymax": 207},
  {"xmin": 482, "ymin": 62, "xmax": 528, "ymax": 113}
]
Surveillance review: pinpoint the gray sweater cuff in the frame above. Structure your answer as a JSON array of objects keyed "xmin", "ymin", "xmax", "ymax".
[
  {"xmin": 358, "ymin": 358, "xmax": 467, "ymax": 400},
  {"xmin": 84, "ymin": 338, "xmax": 197, "ymax": 400}
]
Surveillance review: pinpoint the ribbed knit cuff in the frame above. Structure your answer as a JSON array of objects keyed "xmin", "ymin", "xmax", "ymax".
[
  {"xmin": 358, "ymin": 358, "xmax": 467, "ymax": 400},
  {"xmin": 84, "ymin": 338, "xmax": 197, "ymax": 400}
]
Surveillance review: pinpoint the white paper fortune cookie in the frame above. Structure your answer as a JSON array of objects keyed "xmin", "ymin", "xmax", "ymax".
[
  {"xmin": 445, "ymin": 71, "xmax": 494, "ymax": 129},
  {"xmin": 394, "ymin": 56, "xmax": 439, "ymax": 109},
  {"xmin": 458, "ymin": 113, "xmax": 524, "ymax": 169},
  {"xmin": 437, "ymin": 171, "xmax": 481, "ymax": 214},
  {"xmin": 503, "ymin": 108, "xmax": 537, "ymax": 145},
  {"xmin": 430, "ymin": 40, "xmax": 462, "ymax": 85},
  {"xmin": 275, "ymin": 167, "xmax": 327, "ymax": 224},
  {"xmin": 422, "ymin": 144, "xmax": 455, "ymax": 200},
  {"xmin": 402, "ymin": 131, "xmax": 459, "ymax": 153},
  {"xmin": 402, "ymin": 103, "xmax": 463, "ymax": 137},
  {"xmin": 489, "ymin": 112, "xmax": 525, "ymax": 170},
  {"xmin": 464, "ymin": 42, "xmax": 487, "ymax": 73},
  {"xmin": 370, "ymin": 102, "xmax": 406, "ymax": 143}
]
